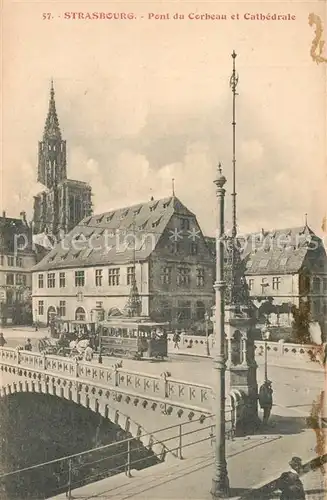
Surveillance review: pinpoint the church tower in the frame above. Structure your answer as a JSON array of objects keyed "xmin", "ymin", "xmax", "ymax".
[
  {"xmin": 38, "ymin": 81, "xmax": 67, "ymax": 188},
  {"xmin": 33, "ymin": 81, "xmax": 93, "ymax": 242}
]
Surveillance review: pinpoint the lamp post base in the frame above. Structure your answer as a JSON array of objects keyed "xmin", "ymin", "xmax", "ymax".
[{"xmin": 211, "ymin": 476, "xmax": 230, "ymax": 499}]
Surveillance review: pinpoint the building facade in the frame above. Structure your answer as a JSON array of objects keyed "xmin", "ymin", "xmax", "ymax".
[
  {"xmin": 207, "ymin": 225, "xmax": 327, "ymax": 337},
  {"xmin": 33, "ymin": 81, "xmax": 93, "ymax": 240},
  {"xmin": 0, "ymin": 212, "xmax": 35, "ymax": 326},
  {"xmin": 32, "ymin": 196, "xmax": 214, "ymax": 331}
]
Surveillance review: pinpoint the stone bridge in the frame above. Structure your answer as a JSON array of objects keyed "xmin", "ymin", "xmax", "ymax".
[{"xmin": 0, "ymin": 347, "xmax": 241, "ymax": 462}]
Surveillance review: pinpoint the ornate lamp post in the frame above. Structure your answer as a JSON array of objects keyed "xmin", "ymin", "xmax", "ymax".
[
  {"xmin": 261, "ymin": 323, "xmax": 271, "ymax": 382},
  {"xmin": 211, "ymin": 163, "xmax": 230, "ymax": 499},
  {"xmin": 205, "ymin": 311, "xmax": 210, "ymax": 356}
]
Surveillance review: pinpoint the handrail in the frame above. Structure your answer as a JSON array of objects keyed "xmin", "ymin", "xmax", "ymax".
[
  {"xmin": 0, "ymin": 412, "xmax": 235, "ymax": 499},
  {"xmin": 0, "ymin": 413, "xmax": 215, "ymax": 479}
]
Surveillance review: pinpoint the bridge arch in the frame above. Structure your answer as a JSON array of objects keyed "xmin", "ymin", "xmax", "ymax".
[{"xmin": 0, "ymin": 374, "xmax": 169, "ymax": 461}]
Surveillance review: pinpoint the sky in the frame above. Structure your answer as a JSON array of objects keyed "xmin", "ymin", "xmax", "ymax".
[{"xmin": 1, "ymin": 0, "xmax": 326, "ymax": 238}]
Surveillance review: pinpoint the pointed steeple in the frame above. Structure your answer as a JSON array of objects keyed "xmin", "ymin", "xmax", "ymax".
[{"xmin": 44, "ymin": 79, "xmax": 61, "ymax": 139}]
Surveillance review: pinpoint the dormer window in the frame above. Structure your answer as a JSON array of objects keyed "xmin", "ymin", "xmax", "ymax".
[
  {"xmin": 84, "ymin": 217, "xmax": 91, "ymax": 225},
  {"xmin": 96, "ymin": 215, "xmax": 104, "ymax": 224},
  {"xmin": 106, "ymin": 213, "xmax": 114, "ymax": 222},
  {"xmin": 180, "ymin": 218, "xmax": 190, "ymax": 231},
  {"xmin": 133, "ymin": 207, "xmax": 142, "ymax": 216},
  {"xmin": 120, "ymin": 209, "xmax": 129, "ymax": 218},
  {"xmin": 152, "ymin": 217, "xmax": 162, "ymax": 228},
  {"xmin": 163, "ymin": 200, "xmax": 171, "ymax": 208},
  {"xmin": 61, "ymin": 253, "xmax": 68, "ymax": 261},
  {"xmin": 149, "ymin": 201, "xmax": 159, "ymax": 212}
]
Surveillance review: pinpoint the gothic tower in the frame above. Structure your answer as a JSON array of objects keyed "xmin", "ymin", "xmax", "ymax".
[
  {"xmin": 37, "ymin": 81, "xmax": 67, "ymax": 188},
  {"xmin": 33, "ymin": 81, "xmax": 93, "ymax": 242}
]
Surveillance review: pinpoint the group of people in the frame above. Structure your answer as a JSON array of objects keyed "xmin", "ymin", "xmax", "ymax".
[{"xmin": 0, "ymin": 333, "xmax": 32, "ymax": 351}]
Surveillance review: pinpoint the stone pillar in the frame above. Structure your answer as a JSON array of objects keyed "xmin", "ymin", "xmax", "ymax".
[{"xmin": 225, "ymin": 304, "xmax": 259, "ymax": 435}]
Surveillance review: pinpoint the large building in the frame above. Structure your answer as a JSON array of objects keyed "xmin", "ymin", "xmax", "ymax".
[
  {"xmin": 31, "ymin": 196, "xmax": 215, "ymax": 330},
  {"xmin": 207, "ymin": 224, "xmax": 327, "ymax": 335},
  {"xmin": 0, "ymin": 212, "xmax": 35, "ymax": 326},
  {"xmin": 32, "ymin": 82, "xmax": 93, "ymax": 241}
]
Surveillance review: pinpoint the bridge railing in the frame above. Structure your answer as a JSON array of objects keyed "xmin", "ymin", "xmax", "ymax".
[
  {"xmin": 0, "ymin": 347, "xmax": 213, "ymax": 411},
  {"xmin": 0, "ymin": 412, "xmax": 234, "ymax": 499},
  {"xmin": 167, "ymin": 333, "xmax": 323, "ymax": 362}
]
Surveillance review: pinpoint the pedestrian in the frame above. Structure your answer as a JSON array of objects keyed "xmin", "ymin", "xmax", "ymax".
[
  {"xmin": 258, "ymin": 379, "xmax": 273, "ymax": 424},
  {"xmin": 276, "ymin": 457, "xmax": 306, "ymax": 499},
  {"xmin": 24, "ymin": 338, "xmax": 32, "ymax": 351},
  {"xmin": 173, "ymin": 330, "xmax": 180, "ymax": 349},
  {"xmin": 34, "ymin": 321, "xmax": 38, "ymax": 332},
  {"xmin": 0, "ymin": 332, "xmax": 6, "ymax": 347}
]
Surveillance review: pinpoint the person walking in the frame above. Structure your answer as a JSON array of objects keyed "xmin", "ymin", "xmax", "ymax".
[
  {"xmin": 0, "ymin": 332, "xmax": 6, "ymax": 347},
  {"xmin": 276, "ymin": 457, "xmax": 306, "ymax": 499},
  {"xmin": 173, "ymin": 331, "xmax": 180, "ymax": 349},
  {"xmin": 258, "ymin": 379, "xmax": 273, "ymax": 424}
]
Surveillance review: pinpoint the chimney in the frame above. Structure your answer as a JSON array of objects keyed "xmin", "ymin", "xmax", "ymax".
[{"xmin": 2, "ymin": 211, "xmax": 6, "ymax": 218}]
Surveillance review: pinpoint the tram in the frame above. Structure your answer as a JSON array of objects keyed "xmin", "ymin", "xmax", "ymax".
[{"xmin": 98, "ymin": 320, "xmax": 168, "ymax": 360}]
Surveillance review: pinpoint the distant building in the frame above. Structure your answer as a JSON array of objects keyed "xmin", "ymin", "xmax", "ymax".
[
  {"xmin": 32, "ymin": 81, "xmax": 93, "ymax": 241},
  {"xmin": 206, "ymin": 224, "xmax": 327, "ymax": 336},
  {"xmin": 31, "ymin": 196, "xmax": 214, "ymax": 330},
  {"xmin": 0, "ymin": 212, "xmax": 35, "ymax": 326}
]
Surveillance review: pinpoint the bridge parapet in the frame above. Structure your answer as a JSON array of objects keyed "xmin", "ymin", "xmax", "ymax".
[
  {"xmin": 167, "ymin": 333, "xmax": 323, "ymax": 362},
  {"xmin": 0, "ymin": 347, "xmax": 213, "ymax": 412}
]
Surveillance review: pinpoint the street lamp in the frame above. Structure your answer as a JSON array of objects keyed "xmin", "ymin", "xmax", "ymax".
[
  {"xmin": 261, "ymin": 324, "xmax": 271, "ymax": 382},
  {"xmin": 211, "ymin": 163, "xmax": 230, "ymax": 499},
  {"xmin": 204, "ymin": 311, "xmax": 210, "ymax": 356}
]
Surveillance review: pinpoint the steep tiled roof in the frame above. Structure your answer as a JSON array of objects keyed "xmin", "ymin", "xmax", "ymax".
[
  {"xmin": 205, "ymin": 226, "xmax": 324, "ymax": 275},
  {"xmin": 32, "ymin": 196, "xmax": 194, "ymax": 272}
]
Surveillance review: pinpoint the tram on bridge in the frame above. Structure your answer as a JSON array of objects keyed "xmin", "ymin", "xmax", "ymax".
[{"xmin": 98, "ymin": 319, "xmax": 168, "ymax": 360}]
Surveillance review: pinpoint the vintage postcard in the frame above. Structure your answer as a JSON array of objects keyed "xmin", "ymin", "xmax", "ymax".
[{"xmin": 1, "ymin": 0, "xmax": 327, "ymax": 499}]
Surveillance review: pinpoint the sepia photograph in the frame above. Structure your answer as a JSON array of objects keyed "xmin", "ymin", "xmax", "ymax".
[{"xmin": 0, "ymin": 0, "xmax": 327, "ymax": 498}]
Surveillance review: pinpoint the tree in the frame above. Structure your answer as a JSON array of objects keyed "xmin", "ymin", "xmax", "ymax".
[{"xmin": 290, "ymin": 301, "xmax": 311, "ymax": 344}]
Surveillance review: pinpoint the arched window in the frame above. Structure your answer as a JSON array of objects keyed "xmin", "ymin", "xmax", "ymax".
[
  {"xmin": 196, "ymin": 301, "xmax": 206, "ymax": 321},
  {"xmin": 75, "ymin": 307, "xmax": 86, "ymax": 321}
]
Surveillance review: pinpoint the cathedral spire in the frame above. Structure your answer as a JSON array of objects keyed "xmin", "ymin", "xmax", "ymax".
[{"xmin": 44, "ymin": 79, "xmax": 61, "ymax": 139}]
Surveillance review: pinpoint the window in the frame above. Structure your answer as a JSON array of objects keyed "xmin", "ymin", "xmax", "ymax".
[
  {"xmin": 16, "ymin": 257, "xmax": 23, "ymax": 267},
  {"xmin": 259, "ymin": 259, "xmax": 269, "ymax": 268},
  {"xmin": 75, "ymin": 307, "xmax": 86, "ymax": 321},
  {"xmin": 95, "ymin": 269, "xmax": 103, "ymax": 287},
  {"xmin": 21, "ymin": 274, "xmax": 26, "ymax": 286},
  {"xmin": 246, "ymin": 260, "xmax": 253, "ymax": 269},
  {"xmin": 47, "ymin": 273, "xmax": 55, "ymax": 288},
  {"xmin": 75, "ymin": 271, "xmax": 85, "ymax": 287},
  {"xmin": 196, "ymin": 268, "xmax": 204, "ymax": 287},
  {"xmin": 280, "ymin": 257, "xmax": 288, "ymax": 266},
  {"xmin": 59, "ymin": 272, "xmax": 66, "ymax": 288},
  {"xmin": 6, "ymin": 274, "xmax": 14, "ymax": 285},
  {"xmin": 38, "ymin": 274, "xmax": 44, "ymax": 288},
  {"xmin": 16, "ymin": 274, "xmax": 26, "ymax": 286},
  {"xmin": 190, "ymin": 243, "xmax": 198, "ymax": 255},
  {"xmin": 177, "ymin": 300, "xmax": 191, "ymax": 320},
  {"xmin": 96, "ymin": 301, "xmax": 103, "ymax": 308},
  {"xmin": 323, "ymin": 278, "xmax": 327, "ymax": 293},
  {"xmin": 177, "ymin": 267, "xmax": 191, "ymax": 286},
  {"xmin": 108, "ymin": 268, "xmax": 120, "ymax": 286},
  {"xmin": 272, "ymin": 277, "xmax": 281, "ymax": 291},
  {"xmin": 248, "ymin": 278, "xmax": 254, "ymax": 291},
  {"xmin": 180, "ymin": 218, "xmax": 190, "ymax": 231},
  {"xmin": 127, "ymin": 266, "xmax": 135, "ymax": 285},
  {"xmin": 38, "ymin": 300, "xmax": 44, "ymax": 316},
  {"xmin": 0, "ymin": 256, "xmax": 3, "ymax": 266},
  {"xmin": 59, "ymin": 300, "xmax": 66, "ymax": 317},
  {"xmin": 196, "ymin": 301, "xmax": 206, "ymax": 320},
  {"xmin": 313, "ymin": 277, "xmax": 321, "ymax": 293},
  {"xmin": 170, "ymin": 242, "xmax": 180, "ymax": 254},
  {"xmin": 7, "ymin": 256, "xmax": 14, "ymax": 266},
  {"xmin": 160, "ymin": 267, "xmax": 172, "ymax": 285}
]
